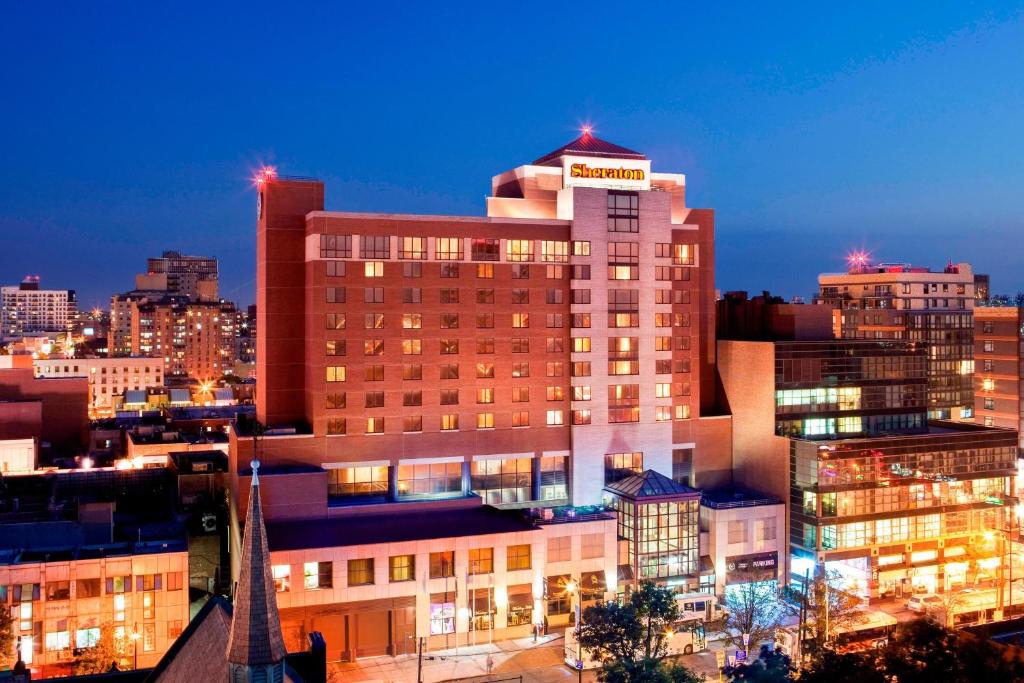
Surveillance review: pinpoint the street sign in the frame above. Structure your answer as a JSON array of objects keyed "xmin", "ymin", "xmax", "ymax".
[
  {"xmin": 576, "ymin": 660, "xmax": 584, "ymax": 670},
  {"xmin": 714, "ymin": 650, "xmax": 725, "ymax": 667},
  {"xmin": 742, "ymin": 633, "xmax": 750, "ymax": 649},
  {"xmin": 735, "ymin": 650, "xmax": 747, "ymax": 662}
]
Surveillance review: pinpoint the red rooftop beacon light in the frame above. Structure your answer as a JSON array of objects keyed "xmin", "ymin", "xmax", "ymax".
[{"xmin": 254, "ymin": 165, "xmax": 278, "ymax": 188}]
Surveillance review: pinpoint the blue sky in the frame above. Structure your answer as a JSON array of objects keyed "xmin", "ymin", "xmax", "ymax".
[{"xmin": 1, "ymin": 2, "xmax": 1022, "ymax": 308}]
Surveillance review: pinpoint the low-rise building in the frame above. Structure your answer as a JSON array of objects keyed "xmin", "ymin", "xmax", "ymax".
[
  {"xmin": 33, "ymin": 357, "xmax": 165, "ymax": 419},
  {"xmin": 700, "ymin": 487, "xmax": 785, "ymax": 597}
]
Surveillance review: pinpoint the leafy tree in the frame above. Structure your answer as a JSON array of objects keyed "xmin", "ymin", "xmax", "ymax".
[
  {"xmin": 602, "ymin": 658, "xmax": 704, "ymax": 683},
  {"xmin": 72, "ymin": 623, "xmax": 124, "ymax": 675},
  {"xmin": 798, "ymin": 646, "xmax": 884, "ymax": 683},
  {"xmin": 576, "ymin": 581, "xmax": 702, "ymax": 683},
  {"xmin": 0, "ymin": 606, "xmax": 13, "ymax": 669},
  {"xmin": 879, "ymin": 618, "xmax": 1024, "ymax": 683},
  {"xmin": 722, "ymin": 644, "xmax": 793, "ymax": 682},
  {"xmin": 784, "ymin": 569, "xmax": 861, "ymax": 649},
  {"xmin": 717, "ymin": 573, "xmax": 786, "ymax": 650}
]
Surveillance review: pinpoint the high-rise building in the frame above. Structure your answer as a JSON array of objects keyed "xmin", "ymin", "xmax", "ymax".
[
  {"xmin": 254, "ymin": 132, "xmax": 730, "ymax": 504},
  {"xmin": 1, "ymin": 276, "xmax": 76, "ymax": 339},
  {"xmin": 145, "ymin": 250, "xmax": 219, "ymax": 300},
  {"xmin": 135, "ymin": 298, "xmax": 236, "ymax": 381},
  {"xmin": 974, "ymin": 305, "xmax": 1023, "ymax": 446},
  {"xmin": 719, "ymin": 293, "xmax": 1017, "ymax": 602},
  {"xmin": 975, "ymin": 273, "xmax": 991, "ymax": 304},
  {"xmin": 228, "ymin": 132, "xmax": 734, "ymax": 653},
  {"xmin": 817, "ymin": 261, "xmax": 975, "ymax": 420}
]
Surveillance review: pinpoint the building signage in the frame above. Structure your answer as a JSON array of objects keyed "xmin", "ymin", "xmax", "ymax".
[
  {"xmin": 725, "ymin": 551, "xmax": 778, "ymax": 585},
  {"xmin": 569, "ymin": 164, "xmax": 645, "ymax": 181},
  {"xmin": 562, "ymin": 155, "xmax": 651, "ymax": 191}
]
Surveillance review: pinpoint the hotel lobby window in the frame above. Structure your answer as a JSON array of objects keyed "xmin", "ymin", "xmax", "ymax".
[
  {"xmin": 328, "ymin": 465, "xmax": 388, "ymax": 499},
  {"xmin": 471, "ymin": 458, "xmax": 531, "ymax": 504},
  {"xmin": 397, "ymin": 462, "xmax": 462, "ymax": 499},
  {"xmin": 540, "ymin": 455, "xmax": 568, "ymax": 500}
]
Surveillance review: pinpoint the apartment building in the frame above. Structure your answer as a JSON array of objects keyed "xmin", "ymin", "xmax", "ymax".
[
  {"xmin": 974, "ymin": 306, "xmax": 1023, "ymax": 445},
  {"xmin": 33, "ymin": 357, "xmax": 165, "ymax": 418},
  {"xmin": 2, "ymin": 277, "xmax": 76, "ymax": 340},
  {"xmin": 0, "ymin": 544, "xmax": 190, "ymax": 674},
  {"xmin": 817, "ymin": 261, "xmax": 975, "ymax": 420},
  {"xmin": 231, "ymin": 131, "xmax": 734, "ymax": 659},
  {"xmin": 145, "ymin": 251, "xmax": 219, "ymax": 300}
]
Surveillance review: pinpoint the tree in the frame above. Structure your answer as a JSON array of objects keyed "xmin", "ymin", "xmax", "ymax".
[
  {"xmin": 722, "ymin": 644, "xmax": 793, "ymax": 682},
  {"xmin": 879, "ymin": 618, "xmax": 1024, "ymax": 683},
  {"xmin": 785, "ymin": 569, "xmax": 861, "ymax": 650},
  {"xmin": 798, "ymin": 646, "xmax": 884, "ymax": 683},
  {"xmin": 0, "ymin": 605, "xmax": 13, "ymax": 669},
  {"xmin": 576, "ymin": 582, "xmax": 702, "ymax": 683},
  {"xmin": 72, "ymin": 624, "xmax": 124, "ymax": 676},
  {"xmin": 718, "ymin": 573, "xmax": 786, "ymax": 650}
]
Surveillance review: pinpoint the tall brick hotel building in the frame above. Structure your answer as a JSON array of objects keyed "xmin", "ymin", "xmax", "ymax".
[{"xmin": 230, "ymin": 132, "xmax": 735, "ymax": 658}]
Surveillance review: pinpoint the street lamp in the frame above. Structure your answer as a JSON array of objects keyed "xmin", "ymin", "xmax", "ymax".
[
  {"xmin": 565, "ymin": 580, "xmax": 582, "ymax": 682},
  {"xmin": 130, "ymin": 624, "xmax": 141, "ymax": 670}
]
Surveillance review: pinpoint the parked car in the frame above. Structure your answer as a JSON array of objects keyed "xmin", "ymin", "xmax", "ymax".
[{"xmin": 906, "ymin": 594, "xmax": 943, "ymax": 613}]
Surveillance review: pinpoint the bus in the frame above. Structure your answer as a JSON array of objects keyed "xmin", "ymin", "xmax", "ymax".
[
  {"xmin": 564, "ymin": 593, "xmax": 723, "ymax": 669},
  {"xmin": 832, "ymin": 608, "xmax": 898, "ymax": 652}
]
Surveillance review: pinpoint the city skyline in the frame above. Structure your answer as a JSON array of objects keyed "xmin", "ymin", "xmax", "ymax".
[{"xmin": 2, "ymin": 3, "xmax": 1024, "ymax": 308}]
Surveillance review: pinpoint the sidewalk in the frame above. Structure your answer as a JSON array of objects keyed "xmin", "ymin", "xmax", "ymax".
[{"xmin": 331, "ymin": 631, "xmax": 569, "ymax": 683}]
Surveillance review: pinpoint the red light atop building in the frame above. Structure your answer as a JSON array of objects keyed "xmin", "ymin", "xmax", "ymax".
[
  {"xmin": 254, "ymin": 165, "xmax": 278, "ymax": 187},
  {"xmin": 846, "ymin": 250, "xmax": 870, "ymax": 271},
  {"xmin": 580, "ymin": 124, "xmax": 593, "ymax": 137}
]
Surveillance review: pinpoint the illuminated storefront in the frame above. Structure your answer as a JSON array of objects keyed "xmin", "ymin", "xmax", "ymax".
[{"xmin": 791, "ymin": 424, "xmax": 1018, "ymax": 599}]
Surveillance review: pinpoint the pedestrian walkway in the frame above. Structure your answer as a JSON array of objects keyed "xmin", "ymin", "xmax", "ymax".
[{"xmin": 331, "ymin": 631, "xmax": 567, "ymax": 683}]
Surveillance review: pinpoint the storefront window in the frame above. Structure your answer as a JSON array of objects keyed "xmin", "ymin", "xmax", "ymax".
[
  {"xmin": 469, "ymin": 588, "xmax": 495, "ymax": 630},
  {"xmin": 546, "ymin": 575, "xmax": 571, "ymax": 615},
  {"xmin": 507, "ymin": 585, "xmax": 534, "ymax": 626},
  {"xmin": 429, "ymin": 593, "xmax": 455, "ymax": 635}
]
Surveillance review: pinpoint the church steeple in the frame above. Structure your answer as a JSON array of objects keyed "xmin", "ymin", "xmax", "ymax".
[{"xmin": 227, "ymin": 460, "xmax": 287, "ymax": 683}]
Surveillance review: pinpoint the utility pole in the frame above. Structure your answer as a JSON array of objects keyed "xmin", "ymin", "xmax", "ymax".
[{"xmin": 416, "ymin": 636, "xmax": 424, "ymax": 683}]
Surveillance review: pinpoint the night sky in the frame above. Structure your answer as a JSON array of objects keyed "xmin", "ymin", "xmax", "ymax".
[{"xmin": 2, "ymin": 3, "xmax": 1023, "ymax": 309}]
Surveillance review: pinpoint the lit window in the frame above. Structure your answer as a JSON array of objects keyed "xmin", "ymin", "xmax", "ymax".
[
  {"xmin": 546, "ymin": 410, "xmax": 564, "ymax": 426},
  {"xmin": 304, "ymin": 562, "xmax": 333, "ymax": 590},
  {"xmin": 364, "ymin": 261, "xmax": 384, "ymax": 277},
  {"xmin": 477, "ymin": 413, "xmax": 495, "ymax": 429},
  {"xmin": 272, "ymin": 565, "xmax": 291, "ymax": 592}
]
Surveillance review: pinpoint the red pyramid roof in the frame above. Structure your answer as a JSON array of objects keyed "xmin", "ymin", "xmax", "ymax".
[{"xmin": 533, "ymin": 132, "xmax": 646, "ymax": 166}]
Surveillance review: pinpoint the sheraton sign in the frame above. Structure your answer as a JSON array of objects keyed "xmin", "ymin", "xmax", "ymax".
[
  {"xmin": 569, "ymin": 164, "xmax": 646, "ymax": 181},
  {"xmin": 562, "ymin": 155, "xmax": 651, "ymax": 191}
]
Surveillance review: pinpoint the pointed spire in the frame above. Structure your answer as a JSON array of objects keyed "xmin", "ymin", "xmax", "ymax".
[{"xmin": 227, "ymin": 460, "xmax": 287, "ymax": 668}]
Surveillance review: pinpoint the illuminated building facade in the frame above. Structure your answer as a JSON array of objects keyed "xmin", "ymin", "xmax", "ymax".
[
  {"xmin": 719, "ymin": 292, "xmax": 1017, "ymax": 601},
  {"xmin": 145, "ymin": 250, "xmax": 219, "ymax": 300},
  {"xmin": 33, "ymin": 357, "xmax": 165, "ymax": 418},
  {"xmin": 2, "ymin": 277, "xmax": 76, "ymax": 340},
  {"xmin": 234, "ymin": 131, "xmax": 733, "ymax": 656},
  {"xmin": 974, "ymin": 306, "xmax": 1023, "ymax": 447},
  {"xmin": 817, "ymin": 261, "xmax": 976, "ymax": 420},
  {"xmin": 789, "ymin": 425, "xmax": 1017, "ymax": 599}
]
